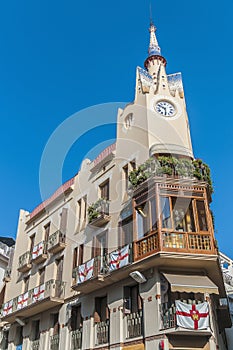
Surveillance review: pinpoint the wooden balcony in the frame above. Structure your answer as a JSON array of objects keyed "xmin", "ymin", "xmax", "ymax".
[
  {"xmin": 31, "ymin": 241, "xmax": 48, "ymax": 264},
  {"xmin": 48, "ymin": 230, "xmax": 66, "ymax": 254},
  {"xmin": 1, "ymin": 279, "xmax": 65, "ymax": 323},
  {"xmin": 71, "ymin": 328, "xmax": 82, "ymax": 350},
  {"xmin": 133, "ymin": 231, "xmax": 215, "ymax": 261},
  {"xmin": 88, "ymin": 199, "xmax": 111, "ymax": 227},
  {"xmin": 18, "ymin": 251, "xmax": 32, "ymax": 273}
]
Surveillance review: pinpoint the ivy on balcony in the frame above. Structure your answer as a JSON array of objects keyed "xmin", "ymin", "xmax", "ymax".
[
  {"xmin": 129, "ymin": 156, "xmax": 213, "ymax": 193},
  {"xmin": 88, "ymin": 198, "xmax": 110, "ymax": 224}
]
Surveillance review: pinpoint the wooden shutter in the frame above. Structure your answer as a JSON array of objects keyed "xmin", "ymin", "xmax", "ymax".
[
  {"xmin": 78, "ymin": 244, "xmax": 84, "ymax": 265},
  {"xmin": 60, "ymin": 208, "xmax": 68, "ymax": 234},
  {"xmin": 56, "ymin": 258, "xmax": 63, "ymax": 281},
  {"xmin": 73, "ymin": 247, "xmax": 78, "ymax": 269},
  {"xmin": 44, "ymin": 223, "xmax": 50, "ymax": 242}
]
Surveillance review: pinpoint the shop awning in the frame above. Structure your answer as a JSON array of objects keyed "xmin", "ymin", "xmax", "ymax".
[{"xmin": 163, "ymin": 273, "xmax": 219, "ymax": 294}]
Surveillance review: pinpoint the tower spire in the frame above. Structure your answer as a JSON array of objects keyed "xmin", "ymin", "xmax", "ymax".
[{"xmin": 148, "ymin": 22, "xmax": 161, "ymax": 57}]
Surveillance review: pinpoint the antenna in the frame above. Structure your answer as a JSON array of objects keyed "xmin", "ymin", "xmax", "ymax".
[{"xmin": 149, "ymin": 1, "xmax": 154, "ymax": 25}]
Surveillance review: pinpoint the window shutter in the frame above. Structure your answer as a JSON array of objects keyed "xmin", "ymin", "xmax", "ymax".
[{"xmin": 60, "ymin": 208, "xmax": 68, "ymax": 234}]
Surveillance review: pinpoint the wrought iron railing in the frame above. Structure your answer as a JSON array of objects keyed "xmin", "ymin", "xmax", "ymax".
[
  {"xmin": 32, "ymin": 241, "xmax": 47, "ymax": 261},
  {"xmin": 126, "ymin": 311, "xmax": 143, "ymax": 338},
  {"xmin": 3, "ymin": 267, "xmax": 12, "ymax": 281},
  {"xmin": 1, "ymin": 280, "xmax": 65, "ymax": 317},
  {"xmin": 88, "ymin": 199, "xmax": 110, "ymax": 224},
  {"xmin": 18, "ymin": 251, "xmax": 31, "ymax": 270},
  {"xmin": 160, "ymin": 300, "xmax": 203, "ymax": 329},
  {"xmin": 95, "ymin": 320, "xmax": 110, "ymax": 345},
  {"xmin": 48, "ymin": 230, "xmax": 66, "ymax": 251},
  {"xmin": 31, "ymin": 339, "xmax": 40, "ymax": 350},
  {"xmin": 50, "ymin": 334, "xmax": 59, "ymax": 350},
  {"xmin": 71, "ymin": 328, "xmax": 82, "ymax": 350}
]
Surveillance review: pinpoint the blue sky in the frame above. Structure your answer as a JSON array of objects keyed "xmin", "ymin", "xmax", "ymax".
[{"xmin": 0, "ymin": 0, "xmax": 232, "ymax": 257}]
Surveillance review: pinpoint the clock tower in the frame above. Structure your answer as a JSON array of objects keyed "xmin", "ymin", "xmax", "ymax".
[{"xmin": 117, "ymin": 21, "xmax": 194, "ymax": 162}]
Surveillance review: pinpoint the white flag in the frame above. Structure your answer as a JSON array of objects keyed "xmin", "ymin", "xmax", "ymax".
[
  {"xmin": 175, "ymin": 300, "xmax": 209, "ymax": 330},
  {"xmin": 78, "ymin": 258, "xmax": 94, "ymax": 284},
  {"xmin": 109, "ymin": 245, "xmax": 129, "ymax": 271}
]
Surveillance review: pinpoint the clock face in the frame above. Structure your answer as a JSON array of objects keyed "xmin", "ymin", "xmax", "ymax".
[{"xmin": 155, "ymin": 101, "xmax": 176, "ymax": 117}]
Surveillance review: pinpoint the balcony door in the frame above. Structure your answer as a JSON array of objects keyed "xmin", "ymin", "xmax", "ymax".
[{"xmin": 92, "ymin": 231, "xmax": 107, "ymax": 272}]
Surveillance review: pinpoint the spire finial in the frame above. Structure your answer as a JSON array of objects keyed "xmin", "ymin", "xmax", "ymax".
[{"xmin": 148, "ymin": 2, "xmax": 161, "ymax": 57}]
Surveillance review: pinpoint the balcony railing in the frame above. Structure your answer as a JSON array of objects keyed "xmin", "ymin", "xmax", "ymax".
[
  {"xmin": 3, "ymin": 267, "xmax": 12, "ymax": 282},
  {"xmin": 160, "ymin": 300, "xmax": 203, "ymax": 329},
  {"xmin": 1, "ymin": 280, "xmax": 65, "ymax": 319},
  {"xmin": 126, "ymin": 311, "xmax": 143, "ymax": 339},
  {"xmin": 31, "ymin": 339, "xmax": 40, "ymax": 350},
  {"xmin": 134, "ymin": 232, "xmax": 159, "ymax": 261},
  {"xmin": 88, "ymin": 199, "xmax": 110, "ymax": 227},
  {"xmin": 18, "ymin": 251, "xmax": 32, "ymax": 272},
  {"xmin": 95, "ymin": 320, "xmax": 109, "ymax": 345},
  {"xmin": 48, "ymin": 230, "xmax": 66, "ymax": 254},
  {"xmin": 133, "ymin": 231, "xmax": 214, "ymax": 261},
  {"xmin": 72, "ymin": 256, "xmax": 108, "ymax": 285},
  {"xmin": 71, "ymin": 328, "xmax": 82, "ymax": 350},
  {"xmin": 50, "ymin": 334, "xmax": 59, "ymax": 350},
  {"xmin": 31, "ymin": 241, "xmax": 48, "ymax": 264}
]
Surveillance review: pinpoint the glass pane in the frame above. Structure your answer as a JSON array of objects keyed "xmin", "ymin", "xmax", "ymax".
[
  {"xmin": 136, "ymin": 202, "xmax": 150, "ymax": 238},
  {"xmin": 151, "ymin": 198, "xmax": 158, "ymax": 231},
  {"xmin": 160, "ymin": 197, "xmax": 172, "ymax": 229},
  {"xmin": 196, "ymin": 201, "xmax": 208, "ymax": 231},
  {"xmin": 172, "ymin": 198, "xmax": 195, "ymax": 232}
]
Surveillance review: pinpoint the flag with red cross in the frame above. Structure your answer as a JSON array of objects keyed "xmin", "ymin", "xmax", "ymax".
[
  {"xmin": 109, "ymin": 245, "xmax": 129, "ymax": 271},
  {"xmin": 175, "ymin": 300, "xmax": 209, "ymax": 330},
  {"xmin": 78, "ymin": 258, "xmax": 94, "ymax": 284}
]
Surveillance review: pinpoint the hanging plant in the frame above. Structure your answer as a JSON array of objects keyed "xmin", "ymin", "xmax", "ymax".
[{"xmin": 129, "ymin": 156, "xmax": 213, "ymax": 194}]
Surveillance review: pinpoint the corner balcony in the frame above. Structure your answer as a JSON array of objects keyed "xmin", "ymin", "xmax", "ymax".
[
  {"xmin": 133, "ymin": 231, "xmax": 215, "ymax": 262},
  {"xmin": 31, "ymin": 241, "xmax": 48, "ymax": 264},
  {"xmin": 88, "ymin": 199, "xmax": 110, "ymax": 227},
  {"xmin": 18, "ymin": 251, "xmax": 32, "ymax": 273},
  {"xmin": 1, "ymin": 279, "xmax": 65, "ymax": 323},
  {"xmin": 48, "ymin": 230, "xmax": 66, "ymax": 254}
]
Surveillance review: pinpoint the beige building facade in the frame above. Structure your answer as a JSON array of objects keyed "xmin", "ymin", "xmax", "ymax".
[{"xmin": 0, "ymin": 22, "xmax": 231, "ymax": 350}]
